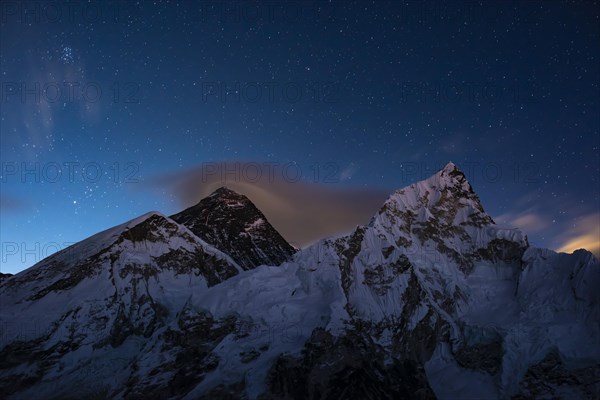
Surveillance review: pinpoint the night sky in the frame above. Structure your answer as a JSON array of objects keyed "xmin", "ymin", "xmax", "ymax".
[{"xmin": 1, "ymin": 1, "xmax": 599, "ymax": 274}]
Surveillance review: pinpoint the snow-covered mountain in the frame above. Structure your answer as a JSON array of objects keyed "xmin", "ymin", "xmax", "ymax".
[
  {"xmin": 171, "ymin": 187, "xmax": 296, "ymax": 270},
  {"xmin": 1, "ymin": 163, "xmax": 598, "ymax": 399}
]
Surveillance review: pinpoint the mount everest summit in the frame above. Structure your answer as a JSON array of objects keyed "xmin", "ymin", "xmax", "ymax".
[{"xmin": 1, "ymin": 162, "xmax": 598, "ymax": 399}]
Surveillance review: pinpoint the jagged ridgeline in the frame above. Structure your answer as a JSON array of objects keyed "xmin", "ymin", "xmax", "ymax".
[{"xmin": 1, "ymin": 163, "xmax": 598, "ymax": 399}]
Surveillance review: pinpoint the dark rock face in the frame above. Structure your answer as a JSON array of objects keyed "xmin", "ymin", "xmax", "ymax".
[
  {"xmin": 454, "ymin": 341, "xmax": 504, "ymax": 375},
  {"xmin": 333, "ymin": 226, "xmax": 366, "ymax": 303},
  {"xmin": 122, "ymin": 308, "xmax": 238, "ymax": 399},
  {"xmin": 172, "ymin": 187, "xmax": 296, "ymax": 270},
  {"xmin": 362, "ymin": 255, "xmax": 411, "ymax": 296},
  {"xmin": 261, "ymin": 328, "xmax": 436, "ymax": 400},
  {"xmin": 198, "ymin": 381, "xmax": 246, "ymax": 399},
  {"xmin": 153, "ymin": 248, "xmax": 238, "ymax": 287},
  {"xmin": 0, "ymin": 337, "xmax": 46, "ymax": 398},
  {"xmin": 512, "ymin": 349, "xmax": 600, "ymax": 399}
]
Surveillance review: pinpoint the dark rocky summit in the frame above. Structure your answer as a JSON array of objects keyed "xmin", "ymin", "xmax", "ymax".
[{"xmin": 172, "ymin": 187, "xmax": 296, "ymax": 270}]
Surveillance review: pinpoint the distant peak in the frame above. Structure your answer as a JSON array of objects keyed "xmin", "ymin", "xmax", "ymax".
[
  {"xmin": 371, "ymin": 161, "xmax": 493, "ymax": 232},
  {"xmin": 171, "ymin": 185, "xmax": 296, "ymax": 269},
  {"xmin": 436, "ymin": 162, "xmax": 467, "ymax": 181},
  {"xmin": 210, "ymin": 186, "xmax": 244, "ymax": 198},
  {"xmin": 182, "ymin": 187, "xmax": 253, "ymax": 211},
  {"xmin": 429, "ymin": 161, "xmax": 470, "ymax": 187},
  {"xmin": 120, "ymin": 212, "xmax": 180, "ymax": 243},
  {"xmin": 384, "ymin": 161, "xmax": 483, "ymax": 211},
  {"xmin": 125, "ymin": 211, "xmax": 168, "ymax": 228},
  {"xmin": 442, "ymin": 161, "xmax": 458, "ymax": 172}
]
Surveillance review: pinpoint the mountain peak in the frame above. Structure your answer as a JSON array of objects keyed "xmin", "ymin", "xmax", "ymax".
[
  {"xmin": 427, "ymin": 161, "xmax": 472, "ymax": 193},
  {"xmin": 390, "ymin": 162, "xmax": 477, "ymax": 206},
  {"xmin": 442, "ymin": 161, "xmax": 458, "ymax": 172},
  {"xmin": 210, "ymin": 186, "xmax": 242, "ymax": 198},
  {"xmin": 202, "ymin": 187, "xmax": 257, "ymax": 211},
  {"xmin": 371, "ymin": 162, "xmax": 495, "ymax": 239},
  {"xmin": 171, "ymin": 188, "xmax": 295, "ymax": 269}
]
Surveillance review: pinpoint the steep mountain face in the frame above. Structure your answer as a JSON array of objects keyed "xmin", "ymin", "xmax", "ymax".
[
  {"xmin": 171, "ymin": 187, "xmax": 296, "ymax": 270},
  {"xmin": 0, "ymin": 212, "xmax": 242, "ymax": 399},
  {"xmin": 1, "ymin": 163, "xmax": 598, "ymax": 400}
]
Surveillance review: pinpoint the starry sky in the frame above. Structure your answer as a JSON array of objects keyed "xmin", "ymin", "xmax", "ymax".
[{"xmin": 1, "ymin": 1, "xmax": 599, "ymax": 274}]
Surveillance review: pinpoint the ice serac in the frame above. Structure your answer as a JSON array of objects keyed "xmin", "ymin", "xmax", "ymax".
[{"xmin": 171, "ymin": 186, "xmax": 296, "ymax": 270}]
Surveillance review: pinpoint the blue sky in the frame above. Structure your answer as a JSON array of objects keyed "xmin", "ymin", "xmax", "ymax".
[{"xmin": 1, "ymin": 1, "xmax": 598, "ymax": 273}]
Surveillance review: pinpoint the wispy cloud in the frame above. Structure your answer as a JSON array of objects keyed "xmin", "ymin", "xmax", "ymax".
[
  {"xmin": 494, "ymin": 208, "xmax": 551, "ymax": 233},
  {"xmin": 147, "ymin": 161, "xmax": 390, "ymax": 247},
  {"xmin": 0, "ymin": 194, "xmax": 25, "ymax": 213},
  {"xmin": 555, "ymin": 213, "xmax": 600, "ymax": 257},
  {"xmin": 496, "ymin": 207, "xmax": 599, "ymax": 257}
]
